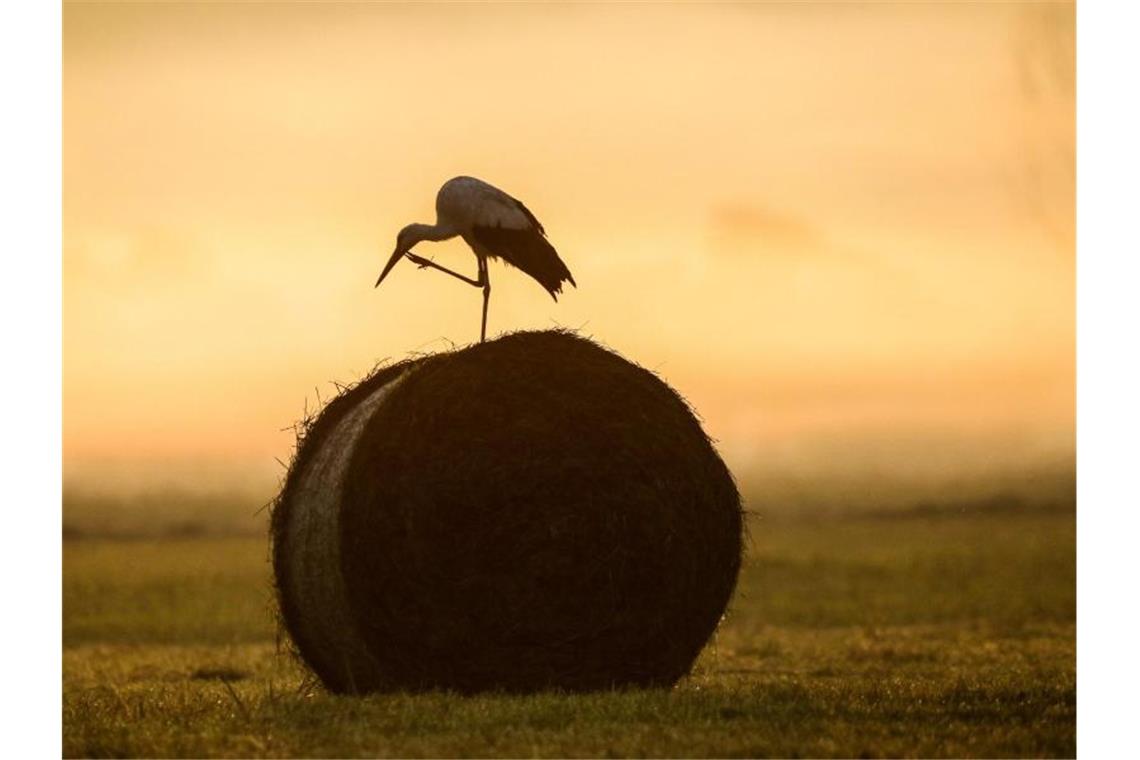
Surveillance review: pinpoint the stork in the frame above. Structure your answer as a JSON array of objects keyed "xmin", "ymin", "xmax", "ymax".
[{"xmin": 375, "ymin": 176, "xmax": 576, "ymax": 342}]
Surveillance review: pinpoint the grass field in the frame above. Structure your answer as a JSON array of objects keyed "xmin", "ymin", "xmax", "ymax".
[{"xmin": 63, "ymin": 509, "xmax": 1075, "ymax": 758}]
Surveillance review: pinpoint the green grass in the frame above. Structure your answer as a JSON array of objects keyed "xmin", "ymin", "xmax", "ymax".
[{"xmin": 63, "ymin": 512, "xmax": 1075, "ymax": 758}]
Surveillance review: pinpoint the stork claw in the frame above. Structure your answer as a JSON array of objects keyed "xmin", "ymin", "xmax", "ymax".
[{"xmin": 405, "ymin": 253, "xmax": 432, "ymax": 269}]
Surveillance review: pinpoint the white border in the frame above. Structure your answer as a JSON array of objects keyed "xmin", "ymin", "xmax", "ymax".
[
  {"xmin": 1, "ymin": 1, "xmax": 62, "ymax": 756},
  {"xmin": 1077, "ymin": 1, "xmax": 1140, "ymax": 756}
]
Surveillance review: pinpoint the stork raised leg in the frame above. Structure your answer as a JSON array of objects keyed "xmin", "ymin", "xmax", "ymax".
[{"xmin": 405, "ymin": 252, "xmax": 491, "ymax": 342}]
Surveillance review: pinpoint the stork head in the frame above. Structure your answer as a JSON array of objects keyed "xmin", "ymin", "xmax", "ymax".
[{"xmin": 375, "ymin": 224, "xmax": 423, "ymax": 288}]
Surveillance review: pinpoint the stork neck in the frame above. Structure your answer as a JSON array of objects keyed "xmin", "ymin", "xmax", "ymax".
[{"xmin": 408, "ymin": 221, "xmax": 457, "ymax": 244}]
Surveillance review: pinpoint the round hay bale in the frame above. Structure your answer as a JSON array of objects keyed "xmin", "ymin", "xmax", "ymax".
[{"xmin": 272, "ymin": 330, "xmax": 742, "ymax": 694}]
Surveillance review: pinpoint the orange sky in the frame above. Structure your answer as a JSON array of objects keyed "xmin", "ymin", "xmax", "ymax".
[{"xmin": 63, "ymin": 2, "xmax": 1074, "ymax": 493}]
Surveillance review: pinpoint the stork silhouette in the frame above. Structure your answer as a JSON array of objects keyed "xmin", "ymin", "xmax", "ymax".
[{"xmin": 375, "ymin": 176, "xmax": 576, "ymax": 342}]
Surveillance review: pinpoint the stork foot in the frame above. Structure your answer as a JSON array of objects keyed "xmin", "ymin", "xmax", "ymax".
[{"xmin": 406, "ymin": 253, "xmax": 433, "ymax": 269}]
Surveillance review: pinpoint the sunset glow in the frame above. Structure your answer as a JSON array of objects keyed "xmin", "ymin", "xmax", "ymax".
[{"xmin": 64, "ymin": 2, "xmax": 1074, "ymax": 493}]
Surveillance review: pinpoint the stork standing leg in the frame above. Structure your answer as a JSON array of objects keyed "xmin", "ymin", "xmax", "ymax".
[{"xmin": 479, "ymin": 257, "xmax": 491, "ymax": 343}]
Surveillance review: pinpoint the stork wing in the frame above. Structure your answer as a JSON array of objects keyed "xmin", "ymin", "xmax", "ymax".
[
  {"xmin": 470, "ymin": 225, "xmax": 576, "ymax": 300},
  {"xmin": 507, "ymin": 196, "xmax": 545, "ymax": 235}
]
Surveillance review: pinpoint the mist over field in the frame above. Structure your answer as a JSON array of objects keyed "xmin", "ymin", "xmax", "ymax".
[{"xmin": 62, "ymin": 456, "xmax": 1075, "ymax": 539}]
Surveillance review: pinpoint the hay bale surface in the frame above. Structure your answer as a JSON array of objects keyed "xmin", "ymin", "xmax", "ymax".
[{"xmin": 273, "ymin": 330, "xmax": 742, "ymax": 694}]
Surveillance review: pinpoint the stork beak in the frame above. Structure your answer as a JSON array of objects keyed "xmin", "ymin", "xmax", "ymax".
[{"xmin": 374, "ymin": 247, "xmax": 405, "ymax": 288}]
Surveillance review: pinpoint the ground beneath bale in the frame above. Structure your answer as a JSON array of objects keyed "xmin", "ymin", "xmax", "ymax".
[{"xmin": 63, "ymin": 511, "xmax": 1076, "ymax": 758}]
